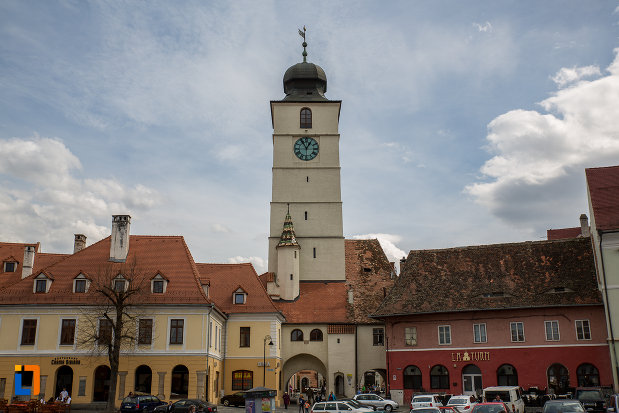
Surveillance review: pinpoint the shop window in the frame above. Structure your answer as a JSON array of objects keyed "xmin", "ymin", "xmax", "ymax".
[
  {"xmin": 577, "ymin": 363, "xmax": 600, "ymax": 386},
  {"xmin": 310, "ymin": 329, "xmax": 323, "ymax": 341},
  {"xmin": 300, "ymin": 108, "xmax": 312, "ymax": 129},
  {"xmin": 430, "ymin": 365, "xmax": 449, "ymax": 389},
  {"xmin": 240, "ymin": 327, "xmax": 250, "ymax": 347},
  {"xmin": 373, "ymin": 328, "xmax": 384, "ymax": 346},
  {"xmin": 576, "ymin": 320, "xmax": 591, "ymax": 340},
  {"xmin": 403, "ymin": 365, "xmax": 422, "ymax": 390},
  {"xmin": 404, "ymin": 327, "xmax": 417, "ymax": 346},
  {"xmin": 232, "ymin": 370, "xmax": 253, "ymax": 390},
  {"xmin": 510, "ymin": 322, "xmax": 525, "ymax": 342},
  {"xmin": 291, "ymin": 329, "xmax": 304, "ymax": 341},
  {"xmin": 545, "ymin": 320, "xmax": 560, "ymax": 341},
  {"xmin": 438, "ymin": 325, "xmax": 451, "ymax": 345},
  {"xmin": 497, "ymin": 364, "xmax": 518, "ymax": 386},
  {"xmin": 473, "ymin": 323, "xmax": 487, "ymax": 343}
]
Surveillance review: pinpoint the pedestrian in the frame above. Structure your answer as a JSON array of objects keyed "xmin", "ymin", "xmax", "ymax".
[
  {"xmin": 299, "ymin": 395, "xmax": 305, "ymax": 413},
  {"xmin": 283, "ymin": 393, "xmax": 290, "ymax": 410},
  {"xmin": 308, "ymin": 391, "xmax": 314, "ymax": 406},
  {"xmin": 60, "ymin": 388, "xmax": 69, "ymax": 401},
  {"xmin": 328, "ymin": 392, "xmax": 336, "ymax": 401},
  {"xmin": 304, "ymin": 400, "xmax": 310, "ymax": 413}
]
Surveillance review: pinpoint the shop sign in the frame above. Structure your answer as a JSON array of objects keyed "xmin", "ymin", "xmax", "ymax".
[
  {"xmin": 51, "ymin": 356, "xmax": 81, "ymax": 365},
  {"xmin": 451, "ymin": 351, "xmax": 489, "ymax": 362}
]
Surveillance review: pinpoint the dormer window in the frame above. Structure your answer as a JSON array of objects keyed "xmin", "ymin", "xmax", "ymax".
[
  {"xmin": 73, "ymin": 273, "xmax": 90, "ymax": 293},
  {"xmin": 32, "ymin": 273, "xmax": 51, "ymax": 293},
  {"xmin": 233, "ymin": 288, "xmax": 247, "ymax": 305},
  {"xmin": 113, "ymin": 275, "xmax": 127, "ymax": 293},
  {"xmin": 35, "ymin": 279, "xmax": 46, "ymax": 293},
  {"xmin": 151, "ymin": 273, "xmax": 168, "ymax": 294},
  {"xmin": 3, "ymin": 261, "xmax": 17, "ymax": 272},
  {"xmin": 300, "ymin": 108, "xmax": 312, "ymax": 128}
]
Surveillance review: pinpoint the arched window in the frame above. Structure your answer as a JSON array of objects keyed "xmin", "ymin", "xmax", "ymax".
[
  {"xmin": 310, "ymin": 329, "xmax": 323, "ymax": 341},
  {"xmin": 497, "ymin": 364, "xmax": 518, "ymax": 386},
  {"xmin": 548, "ymin": 363, "xmax": 569, "ymax": 394},
  {"xmin": 403, "ymin": 365, "xmax": 422, "ymax": 390},
  {"xmin": 300, "ymin": 108, "xmax": 312, "ymax": 129},
  {"xmin": 430, "ymin": 365, "xmax": 449, "ymax": 389},
  {"xmin": 291, "ymin": 329, "xmax": 304, "ymax": 341},
  {"xmin": 232, "ymin": 370, "xmax": 253, "ymax": 390},
  {"xmin": 171, "ymin": 365, "xmax": 189, "ymax": 398},
  {"xmin": 577, "ymin": 363, "xmax": 600, "ymax": 386},
  {"xmin": 135, "ymin": 365, "xmax": 152, "ymax": 394}
]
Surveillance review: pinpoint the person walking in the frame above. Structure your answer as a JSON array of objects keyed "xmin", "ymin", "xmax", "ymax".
[
  {"xmin": 328, "ymin": 392, "xmax": 336, "ymax": 401},
  {"xmin": 298, "ymin": 395, "xmax": 305, "ymax": 413},
  {"xmin": 283, "ymin": 393, "xmax": 290, "ymax": 410}
]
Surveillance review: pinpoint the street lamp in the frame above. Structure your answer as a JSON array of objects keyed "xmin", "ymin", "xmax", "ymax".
[{"xmin": 263, "ymin": 335, "xmax": 274, "ymax": 386}]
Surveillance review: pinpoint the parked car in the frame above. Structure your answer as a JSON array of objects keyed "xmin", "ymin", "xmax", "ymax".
[
  {"xmin": 410, "ymin": 408, "xmax": 441, "ymax": 413},
  {"xmin": 607, "ymin": 394, "xmax": 619, "ymax": 413},
  {"xmin": 439, "ymin": 407, "xmax": 460, "ymax": 413},
  {"xmin": 543, "ymin": 400, "xmax": 586, "ymax": 413},
  {"xmin": 575, "ymin": 388, "xmax": 606, "ymax": 413},
  {"xmin": 311, "ymin": 401, "xmax": 374, "ymax": 413},
  {"xmin": 221, "ymin": 392, "xmax": 245, "ymax": 407},
  {"xmin": 154, "ymin": 399, "xmax": 217, "ymax": 413},
  {"xmin": 353, "ymin": 394, "xmax": 399, "ymax": 412},
  {"xmin": 121, "ymin": 395, "xmax": 167, "ymax": 413},
  {"xmin": 411, "ymin": 395, "xmax": 444, "ymax": 410},
  {"xmin": 447, "ymin": 395, "xmax": 478, "ymax": 413},
  {"xmin": 471, "ymin": 402, "xmax": 510, "ymax": 413},
  {"xmin": 483, "ymin": 387, "xmax": 525, "ymax": 413}
]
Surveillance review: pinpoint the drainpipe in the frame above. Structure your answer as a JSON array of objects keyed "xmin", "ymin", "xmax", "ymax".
[
  {"xmin": 598, "ymin": 231, "xmax": 619, "ymax": 390},
  {"xmin": 205, "ymin": 304, "xmax": 214, "ymax": 401},
  {"xmin": 385, "ymin": 333, "xmax": 390, "ymax": 397},
  {"xmin": 354, "ymin": 325, "xmax": 358, "ymax": 397}
]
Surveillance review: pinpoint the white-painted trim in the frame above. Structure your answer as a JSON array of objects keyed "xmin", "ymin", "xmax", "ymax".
[
  {"xmin": 0, "ymin": 351, "xmax": 227, "ymax": 358},
  {"xmin": 135, "ymin": 317, "xmax": 155, "ymax": 350},
  {"xmin": 473, "ymin": 323, "xmax": 487, "ymax": 344},
  {"xmin": 510, "ymin": 321, "xmax": 525, "ymax": 342},
  {"xmin": 166, "ymin": 317, "xmax": 186, "ymax": 351},
  {"xmin": 73, "ymin": 273, "xmax": 90, "ymax": 293},
  {"xmin": 544, "ymin": 320, "xmax": 560, "ymax": 341},
  {"xmin": 18, "ymin": 316, "xmax": 40, "ymax": 350},
  {"xmin": 387, "ymin": 343, "xmax": 608, "ymax": 352},
  {"xmin": 575, "ymin": 319, "xmax": 592, "ymax": 341},
  {"xmin": 57, "ymin": 317, "xmax": 77, "ymax": 350},
  {"xmin": 438, "ymin": 325, "xmax": 451, "ymax": 345},
  {"xmin": 151, "ymin": 274, "xmax": 168, "ymax": 294}
]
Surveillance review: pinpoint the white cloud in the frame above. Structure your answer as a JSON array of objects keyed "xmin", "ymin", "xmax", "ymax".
[
  {"xmin": 211, "ymin": 223, "xmax": 231, "ymax": 233},
  {"xmin": 0, "ymin": 136, "xmax": 159, "ymax": 251},
  {"xmin": 551, "ymin": 65, "xmax": 601, "ymax": 88},
  {"xmin": 473, "ymin": 22, "xmax": 493, "ymax": 33},
  {"xmin": 227, "ymin": 255, "xmax": 266, "ymax": 273},
  {"xmin": 350, "ymin": 233, "xmax": 407, "ymax": 268},
  {"xmin": 466, "ymin": 48, "xmax": 619, "ymax": 231}
]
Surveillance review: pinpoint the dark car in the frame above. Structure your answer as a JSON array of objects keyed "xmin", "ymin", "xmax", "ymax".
[
  {"xmin": 154, "ymin": 399, "xmax": 217, "ymax": 413},
  {"xmin": 576, "ymin": 388, "xmax": 606, "ymax": 413},
  {"xmin": 543, "ymin": 400, "xmax": 585, "ymax": 413},
  {"xmin": 120, "ymin": 395, "xmax": 166, "ymax": 413},
  {"xmin": 221, "ymin": 392, "xmax": 246, "ymax": 407},
  {"xmin": 471, "ymin": 402, "xmax": 510, "ymax": 413}
]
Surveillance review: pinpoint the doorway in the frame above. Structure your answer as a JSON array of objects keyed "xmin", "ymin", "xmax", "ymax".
[
  {"xmin": 55, "ymin": 366, "xmax": 73, "ymax": 399},
  {"xmin": 93, "ymin": 365, "xmax": 111, "ymax": 402},
  {"xmin": 462, "ymin": 365, "xmax": 482, "ymax": 397}
]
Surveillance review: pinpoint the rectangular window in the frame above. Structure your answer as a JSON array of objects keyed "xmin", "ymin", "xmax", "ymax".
[
  {"xmin": 138, "ymin": 319, "xmax": 153, "ymax": 344},
  {"xmin": 240, "ymin": 327, "xmax": 250, "ymax": 347},
  {"xmin": 473, "ymin": 323, "xmax": 487, "ymax": 343},
  {"xmin": 4, "ymin": 262, "xmax": 16, "ymax": 272},
  {"xmin": 438, "ymin": 325, "xmax": 451, "ymax": 345},
  {"xmin": 60, "ymin": 319, "xmax": 76, "ymax": 345},
  {"xmin": 313, "ymin": 248, "xmax": 316, "ymax": 258},
  {"xmin": 510, "ymin": 322, "xmax": 525, "ymax": 342},
  {"xmin": 404, "ymin": 327, "xmax": 417, "ymax": 346},
  {"xmin": 545, "ymin": 320, "xmax": 560, "ymax": 341},
  {"xmin": 170, "ymin": 319, "xmax": 184, "ymax": 344},
  {"xmin": 21, "ymin": 319, "xmax": 37, "ymax": 345},
  {"xmin": 98, "ymin": 319, "xmax": 112, "ymax": 345},
  {"xmin": 373, "ymin": 328, "xmax": 384, "ymax": 346},
  {"xmin": 114, "ymin": 279, "xmax": 125, "ymax": 292},
  {"xmin": 75, "ymin": 279, "xmax": 86, "ymax": 293},
  {"xmin": 234, "ymin": 293, "xmax": 245, "ymax": 304},
  {"xmin": 576, "ymin": 320, "xmax": 591, "ymax": 340},
  {"xmin": 232, "ymin": 370, "xmax": 253, "ymax": 390},
  {"xmin": 35, "ymin": 279, "xmax": 46, "ymax": 293},
  {"xmin": 153, "ymin": 280, "xmax": 164, "ymax": 293}
]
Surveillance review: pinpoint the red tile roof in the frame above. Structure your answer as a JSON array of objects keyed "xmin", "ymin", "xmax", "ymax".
[
  {"xmin": 586, "ymin": 165, "xmax": 619, "ymax": 231},
  {"xmin": 547, "ymin": 227, "xmax": 582, "ymax": 240},
  {"xmin": 0, "ymin": 242, "xmax": 68, "ymax": 290},
  {"xmin": 196, "ymin": 263, "xmax": 280, "ymax": 314},
  {"xmin": 0, "ymin": 236, "xmax": 211, "ymax": 305},
  {"xmin": 276, "ymin": 281, "xmax": 349, "ymax": 323},
  {"xmin": 374, "ymin": 237, "xmax": 600, "ymax": 317}
]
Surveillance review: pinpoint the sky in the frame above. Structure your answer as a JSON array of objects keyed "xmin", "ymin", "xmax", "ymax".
[{"xmin": 1, "ymin": 1, "xmax": 619, "ymax": 273}]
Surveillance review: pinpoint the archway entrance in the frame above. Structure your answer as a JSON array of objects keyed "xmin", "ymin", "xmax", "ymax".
[
  {"xmin": 171, "ymin": 365, "xmax": 189, "ymax": 399},
  {"xmin": 548, "ymin": 364, "xmax": 569, "ymax": 394},
  {"xmin": 93, "ymin": 365, "xmax": 111, "ymax": 402},
  {"xmin": 135, "ymin": 365, "xmax": 152, "ymax": 394},
  {"xmin": 361, "ymin": 369, "xmax": 387, "ymax": 393},
  {"xmin": 283, "ymin": 354, "xmax": 328, "ymax": 401},
  {"xmin": 462, "ymin": 364, "xmax": 482, "ymax": 397},
  {"xmin": 55, "ymin": 366, "xmax": 73, "ymax": 399},
  {"xmin": 334, "ymin": 373, "xmax": 344, "ymax": 397}
]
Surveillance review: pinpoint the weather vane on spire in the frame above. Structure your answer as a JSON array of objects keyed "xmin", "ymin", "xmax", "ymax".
[{"xmin": 298, "ymin": 25, "xmax": 307, "ymax": 62}]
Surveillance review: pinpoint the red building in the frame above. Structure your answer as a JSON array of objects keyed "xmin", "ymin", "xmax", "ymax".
[{"xmin": 372, "ymin": 237, "xmax": 612, "ymax": 405}]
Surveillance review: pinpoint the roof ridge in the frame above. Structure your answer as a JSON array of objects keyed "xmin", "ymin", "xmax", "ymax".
[
  {"xmin": 179, "ymin": 236, "xmax": 213, "ymax": 305},
  {"xmin": 245, "ymin": 263, "xmax": 283, "ymax": 313},
  {"xmin": 408, "ymin": 237, "xmax": 589, "ymax": 254}
]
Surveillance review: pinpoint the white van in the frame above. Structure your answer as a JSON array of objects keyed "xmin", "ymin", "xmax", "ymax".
[{"xmin": 483, "ymin": 387, "xmax": 524, "ymax": 413}]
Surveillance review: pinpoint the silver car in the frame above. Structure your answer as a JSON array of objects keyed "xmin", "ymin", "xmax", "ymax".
[
  {"xmin": 353, "ymin": 394, "xmax": 399, "ymax": 412},
  {"xmin": 312, "ymin": 401, "xmax": 374, "ymax": 413}
]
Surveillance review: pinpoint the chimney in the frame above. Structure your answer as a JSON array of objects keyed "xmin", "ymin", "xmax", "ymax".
[
  {"xmin": 580, "ymin": 214, "xmax": 590, "ymax": 237},
  {"xmin": 74, "ymin": 234, "xmax": 87, "ymax": 254},
  {"xmin": 22, "ymin": 245, "xmax": 36, "ymax": 279},
  {"xmin": 110, "ymin": 215, "xmax": 131, "ymax": 262}
]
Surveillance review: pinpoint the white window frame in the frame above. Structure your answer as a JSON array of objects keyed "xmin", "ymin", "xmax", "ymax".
[
  {"xmin": 233, "ymin": 291, "xmax": 247, "ymax": 304},
  {"xmin": 167, "ymin": 317, "xmax": 186, "ymax": 350},
  {"xmin": 112, "ymin": 275, "xmax": 127, "ymax": 292},
  {"xmin": 151, "ymin": 274, "xmax": 168, "ymax": 294},
  {"xmin": 404, "ymin": 326, "xmax": 417, "ymax": 346},
  {"xmin": 545, "ymin": 320, "xmax": 560, "ymax": 341},
  {"xmin": 19, "ymin": 316, "xmax": 40, "ymax": 348},
  {"xmin": 73, "ymin": 274, "xmax": 90, "ymax": 293},
  {"xmin": 32, "ymin": 274, "xmax": 51, "ymax": 293},
  {"xmin": 3, "ymin": 261, "xmax": 17, "ymax": 272},
  {"xmin": 438, "ymin": 325, "xmax": 451, "ymax": 345},
  {"xmin": 510, "ymin": 321, "xmax": 525, "ymax": 342},
  {"xmin": 575, "ymin": 319, "xmax": 592, "ymax": 340},
  {"xmin": 58, "ymin": 317, "xmax": 78, "ymax": 348},
  {"xmin": 473, "ymin": 323, "xmax": 487, "ymax": 343}
]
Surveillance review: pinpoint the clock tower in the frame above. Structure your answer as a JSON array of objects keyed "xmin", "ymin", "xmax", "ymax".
[{"xmin": 268, "ymin": 38, "xmax": 345, "ymax": 299}]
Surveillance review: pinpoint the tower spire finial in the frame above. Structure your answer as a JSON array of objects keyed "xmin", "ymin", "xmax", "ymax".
[{"xmin": 298, "ymin": 26, "xmax": 307, "ymax": 62}]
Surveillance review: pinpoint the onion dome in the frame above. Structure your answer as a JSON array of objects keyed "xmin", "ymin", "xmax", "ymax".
[
  {"xmin": 282, "ymin": 32, "xmax": 328, "ymax": 101},
  {"xmin": 277, "ymin": 210, "xmax": 300, "ymax": 248}
]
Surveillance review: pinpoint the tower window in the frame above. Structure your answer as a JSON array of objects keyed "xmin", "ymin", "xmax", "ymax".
[
  {"xmin": 290, "ymin": 274, "xmax": 293, "ymax": 280},
  {"xmin": 304, "ymin": 211, "xmax": 308, "ymax": 220},
  {"xmin": 300, "ymin": 108, "xmax": 312, "ymax": 128},
  {"xmin": 306, "ymin": 176, "xmax": 309, "ymax": 182},
  {"xmin": 313, "ymin": 248, "xmax": 316, "ymax": 258}
]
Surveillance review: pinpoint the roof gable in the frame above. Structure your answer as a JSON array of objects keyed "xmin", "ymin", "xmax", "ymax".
[{"xmin": 587, "ymin": 165, "xmax": 619, "ymax": 231}]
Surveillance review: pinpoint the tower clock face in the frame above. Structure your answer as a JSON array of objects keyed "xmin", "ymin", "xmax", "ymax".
[{"xmin": 294, "ymin": 137, "xmax": 319, "ymax": 161}]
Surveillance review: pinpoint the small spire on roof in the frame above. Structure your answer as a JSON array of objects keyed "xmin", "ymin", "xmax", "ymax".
[
  {"xmin": 278, "ymin": 210, "xmax": 299, "ymax": 247},
  {"xmin": 298, "ymin": 26, "xmax": 307, "ymax": 62}
]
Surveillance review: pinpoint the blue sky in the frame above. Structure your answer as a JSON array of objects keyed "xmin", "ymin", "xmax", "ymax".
[{"xmin": 1, "ymin": 1, "xmax": 618, "ymax": 272}]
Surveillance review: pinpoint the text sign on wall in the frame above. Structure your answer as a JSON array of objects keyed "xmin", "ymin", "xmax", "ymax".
[
  {"xmin": 51, "ymin": 357, "xmax": 81, "ymax": 365},
  {"xmin": 451, "ymin": 351, "xmax": 490, "ymax": 362}
]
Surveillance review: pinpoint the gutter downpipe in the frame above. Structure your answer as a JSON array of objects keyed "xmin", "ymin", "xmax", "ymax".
[
  {"xmin": 206, "ymin": 304, "xmax": 214, "ymax": 401},
  {"xmin": 355, "ymin": 325, "xmax": 358, "ymax": 397},
  {"xmin": 598, "ymin": 231, "xmax": 619, "ymax": 391}
]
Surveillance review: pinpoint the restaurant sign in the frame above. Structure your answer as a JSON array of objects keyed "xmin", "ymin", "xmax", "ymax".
[
  {"xmin": 451, "ymin": 351, "xmax": 490, "ymax": 362},
  {"xmin": 51, "ymin": 356, "xmax": 81, "ymax": 365}
]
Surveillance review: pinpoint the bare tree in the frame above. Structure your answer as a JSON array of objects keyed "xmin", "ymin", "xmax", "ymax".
[{"xmin": 78, "ymin": 257, "xmax": 149, "ymax": 412}]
